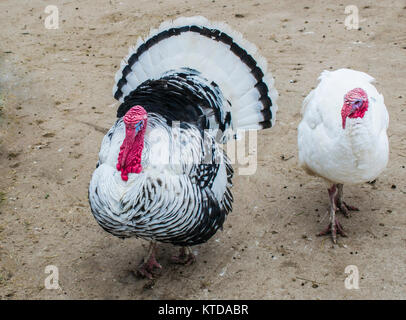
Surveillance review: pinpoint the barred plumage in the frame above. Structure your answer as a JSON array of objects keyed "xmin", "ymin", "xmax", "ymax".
[
  {"xmin": 89, "ymin": 115, "xmax": 233, "ymax": 245},
  {"xmin": 88, "ymin": 16, "xmax": 278, "ymax": 276}
]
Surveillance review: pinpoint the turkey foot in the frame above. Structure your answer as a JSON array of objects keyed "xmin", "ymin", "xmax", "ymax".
[
  {"xmin": 338, "ymin": 201, "xmax": 359, "ymax": 218},
  {"xmin": 318, "ymin": 217, "xmax": 347, "ymax": 244},
  {"xmin": 318, "ymin": 184, "xmax": 347, "ymax": 243},
  {"xmin": 137, "ymin": 242, "xmax": 162, "ymax": 279},
  {"xmin": 336, "ymin": 184, "xmax": 359, "ymax": 218},
  {"xmin": 171, "ymin": 247, "xmax": 196, "ymax": 265}
]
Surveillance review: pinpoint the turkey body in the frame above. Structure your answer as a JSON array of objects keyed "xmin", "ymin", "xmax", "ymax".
[
  {"xmin": 298, "ymin": 69, "xmax": 389, "ymax": 243},
  {"xmin": 88, "ymin": 16, "xmax": 278, "ymax": 274},
  {"xmin": 298, "ymin": 69, "xmax": 389, "ymax": 185},
  {"xmin": 89, "ymin": 111, "xmax": 233, "ymax": 246}
]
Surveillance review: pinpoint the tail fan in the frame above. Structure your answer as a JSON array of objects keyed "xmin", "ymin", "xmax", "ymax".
[{"xmin": 113, "ymin": 16, "xmax": 278, "ymax": 131}]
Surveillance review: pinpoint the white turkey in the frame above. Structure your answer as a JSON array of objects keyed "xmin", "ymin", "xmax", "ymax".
[
  {"xmin": 298, "ymin": 68, "xmax": 389, "ymax": 243},
  {"xmin": 88, "ymin": 16, "xmax": 278, "ymax": 278}
]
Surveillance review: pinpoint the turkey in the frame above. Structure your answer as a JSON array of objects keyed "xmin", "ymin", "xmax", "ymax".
[
  {"xmin": 298, "ymin": 68, "xmax": 389, "ymax": 243},
  {"xmin": 88, "ymin": 16, "xmax": 278, "ymax": 278}
]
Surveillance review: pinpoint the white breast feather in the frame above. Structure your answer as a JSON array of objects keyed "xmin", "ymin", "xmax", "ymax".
[{"xmin": 298, "ymin": 69, "xmax": 389, "ymax": 184}]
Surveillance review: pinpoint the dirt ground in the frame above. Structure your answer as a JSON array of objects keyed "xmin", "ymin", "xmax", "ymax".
[{"xmin": 0, "ymin": 0, "xmax": 405, "ymax": 300}]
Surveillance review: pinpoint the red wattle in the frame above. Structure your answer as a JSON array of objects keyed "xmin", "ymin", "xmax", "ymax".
[{"xmin": 116, "ymin": 106, "xmax": 148, "ymax": 181}]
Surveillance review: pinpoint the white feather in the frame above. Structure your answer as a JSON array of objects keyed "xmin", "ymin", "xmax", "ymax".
[
  {"xmin": 298, "ymin": 68, "xmax": 389, "ymax": 184},
  {"xmin": 90, "ymin": 115, "xmax": 233, "ymax": 240},
  {"xmin": 114, "ymin": 16, "xmax": 278, "ymax": 130}
]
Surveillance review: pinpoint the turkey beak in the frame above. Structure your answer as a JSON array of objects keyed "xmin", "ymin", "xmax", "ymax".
[
  {"xmin": 349, "ymin": 99, "xmax": 363, "ymax": 116},
  {"xmin": 342, "ymin": 99, "xmax": 364, "ymax": 129}
]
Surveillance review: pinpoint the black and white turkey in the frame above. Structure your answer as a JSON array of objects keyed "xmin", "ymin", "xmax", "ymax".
[{"xmin": 88, "ymin": 16, "xmax": 278, "ymax": 278}]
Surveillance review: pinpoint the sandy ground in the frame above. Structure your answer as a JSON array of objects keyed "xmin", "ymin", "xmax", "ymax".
[{"xmin": 0, "ymin": 0, "xmax": 405, "ymax": 300}]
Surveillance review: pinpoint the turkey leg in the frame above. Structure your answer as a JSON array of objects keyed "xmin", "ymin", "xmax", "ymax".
[
  {"xmin": 336, "ymin": 184, "xmax": 359, "ymax": 218},
  {"xmin": 171, "ymin": 246, "xmax": 196, "ymax": 265},
  {"xmin": 318, "ymin": 184, "xmax": 347, "ymax": 243},
  {"xmin": 137, "ymin": 242, "xmax": 162, "ymax": 279}
]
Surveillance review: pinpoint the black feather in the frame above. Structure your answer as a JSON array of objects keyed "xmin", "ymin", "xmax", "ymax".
[{"xmin": 114, "ymin": 24, "xmax": 274, "ymax": 129}]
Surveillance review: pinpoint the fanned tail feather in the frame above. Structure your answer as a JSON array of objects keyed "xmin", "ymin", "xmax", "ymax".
[{"xmin": 113, "ymin": 16, "xmax": 278, "ymax": 131}]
